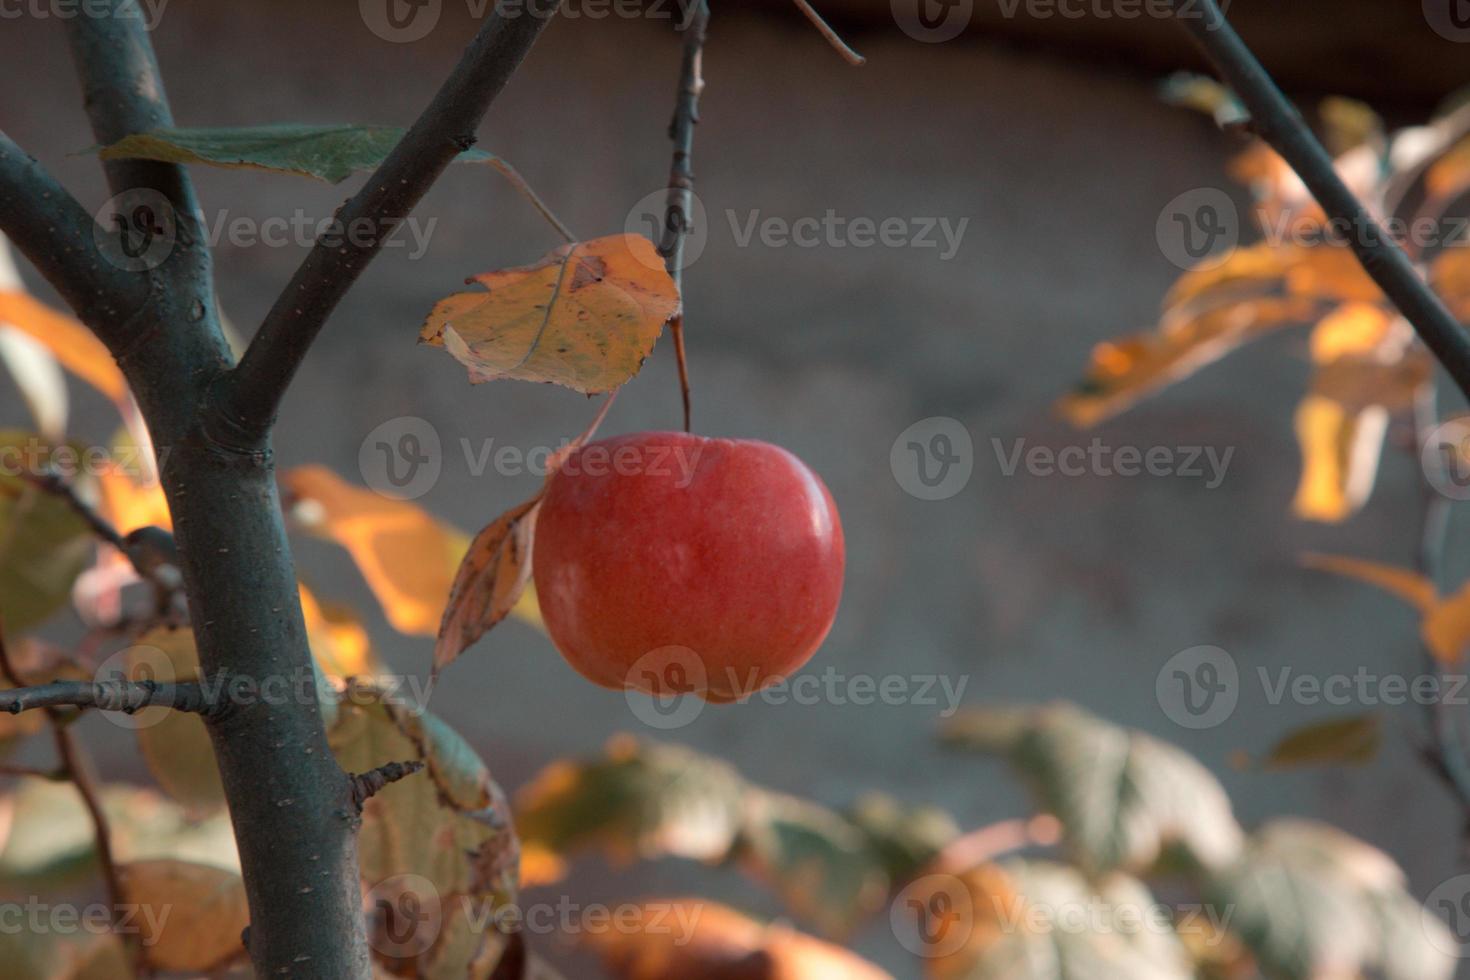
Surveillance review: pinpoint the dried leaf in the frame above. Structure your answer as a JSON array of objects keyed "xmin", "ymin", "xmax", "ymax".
[
  {"xmin": 120, "ymin": 859, "xmax": 248, "ymax": 973},
  {"xmin": 433, "ymin": 497, "xmax": 539, "ymax": 679},
  {"xmin": 1262, "ymin": 714, "xmax": 1381, "ymax": 769},
  {"xmin": 421, "ymin": 235, "xmax": 678, "ymax": 394}
]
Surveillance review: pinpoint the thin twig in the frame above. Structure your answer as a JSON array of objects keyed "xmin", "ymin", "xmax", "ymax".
[
  {"xmin": 1166, "ymin": 0, "xmax": 1470, "ymax": 407},
  {"xmin": 217, "ymin": 2, "xmax": 557, "ymax": 447},
  {"xmin": 348, "ymin": 760, "xmax": 424, "ymax": 811},
  {"xmin": 659, "ymin": 2, "xmax": 709, "ymax": 432},
  {"xmin": 789, "ymin": 0, "xmax": 865, "ymax": 65},
  {"xmin": 0, "ymin": 620, "xmax": 138, "ymax": 974},
  {"xmin": 22, "ymin": 471, "xmax": 127, "ymax": 551},
  {"xmin": 0, "ymin": 678, "xmax": 211, "ymax": 716},
  {"xmin": 1411, "ymin": 382, "xmax": 1470, "ymax": 819}
]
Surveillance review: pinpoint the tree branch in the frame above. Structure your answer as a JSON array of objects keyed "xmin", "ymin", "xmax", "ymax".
[
  {"xmin": 0, "ymin": 677, "xmax": 211, "ymax": 716},
  {"xmin": 658, "ymin": 1, "xmax": 709, "ymax": 432},
  {"xmin": 1166, "ymin": 0, "xmax": 1470, "ymax": 407},
  {"xmin": 0, "ymin": 131, "xmax": 149, "ymax": 335},
  {"xmin": 215, "ymin": 2, "xmax": 558, "ymax": 446},
  {"xmin": 0, "ymin": 620, "xmax": 139, "ymax": 974}
]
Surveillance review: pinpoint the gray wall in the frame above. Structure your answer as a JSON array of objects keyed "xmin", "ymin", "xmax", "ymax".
[{"xmin": 3, "ymin": 3, "xmax": 1465, "ymax": 975}]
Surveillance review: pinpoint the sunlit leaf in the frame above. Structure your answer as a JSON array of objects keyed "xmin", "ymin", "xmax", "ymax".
[
  {"xmin": 917, "ymin": 861, "xmax": 1193, "ymax": 980},
  {"xmin": 421, "ymin": 235, "xmax": 679, "ymax": 394},
  {"xmin": 0, "ymin": 292, "xmax": 129, "ymax": 406},
  {"xmin": 1204, "ymin": 820, "xmax": 1453, "ymax": 980},
  {"xmin": 943, "ymin": 703, "xmax": 1243, "ymax": 875},
  {"xmin": 0, "ymin": 781, "xmax": 237, "ymax": 893},
  {"xmin": 120, "ymin": 859, "xmax": 248, "ymax": 973},
  {"xmin": 1289, "ymin": 394, "xmax": 1389, "ymax": 523},
  {"xmin": 1261, "ymin": 714, "xmax": 1380, "ymax": 769},
  {"xmin": 299, "ymin": 583, "xmax": 380, "ymax": 678},
  {"xmin": 591, "ymin": 898, "xmax": 893, "ymax": 980},
  {"xmin": 284, "ymin": 465, "xmax": 542, "ymax": 636},
  {"xmin": 516, "ymin": 736, "xmax": 745, "ymax": 868}
]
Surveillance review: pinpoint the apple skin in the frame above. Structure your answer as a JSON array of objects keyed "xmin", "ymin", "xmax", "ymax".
[{"xmin": 532, "ymin": 431, "xmax": 845, "ymax": 702}]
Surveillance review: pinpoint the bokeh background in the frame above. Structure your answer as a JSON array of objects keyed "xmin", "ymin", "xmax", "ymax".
[{"xmin": 6, "ymin": 1, "xmax": 1470, "ymax": 974}]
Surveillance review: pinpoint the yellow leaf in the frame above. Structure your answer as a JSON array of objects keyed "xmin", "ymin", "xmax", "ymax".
[
  {"xmin": 1308, "ymin": 304, "xmax": 1396, "ymax": 362},
  {"xmin": 1290, "ymin": 395, "xmax": 1389, "ymax": 523},
  {"xmin": 284, "ymin": 465, "xmax": 463, "ymax": 635},
  {"xmin": 420, "ymin": 234, "xmax": 679, "ymax": 394},
  {"xmin": 120, "ymin": 859, "xmax": 248, "ymax": 973},
  {"xmin": 1058, "ymin": 296, "xmax": 1316, "ymax": 427},
  {"xmin": 1425, "ymin": 584, "xmax": 1470, "ymax": 667},
  {"xmin": 0, "ymin": 291, "xmax": 129, "ymax": 405},
  {"xmin": 299, "ymin": 582, "xmax": 379, "ymax": 678},
  {"xmin": 96, "ymin": 464, "xmax": 171, "ymax": 534}
]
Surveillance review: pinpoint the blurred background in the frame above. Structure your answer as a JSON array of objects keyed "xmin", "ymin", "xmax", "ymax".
[{"xmin": 6, "ymin": 0, "xmax": 1470, "ymax": 974}]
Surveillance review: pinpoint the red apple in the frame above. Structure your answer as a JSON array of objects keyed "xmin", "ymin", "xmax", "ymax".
[{"xmin": 532, "ymin": 431, "xmax": 844, "ymax": 702}]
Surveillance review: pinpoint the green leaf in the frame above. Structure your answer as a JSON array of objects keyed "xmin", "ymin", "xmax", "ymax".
[
  {"xmin": 516, "ymin": 736, "xmax": 746, "ymax": 868},
  {"xmin": 127, "ymin": 628, "xmax": 225, "ymax": 817},
  {"xmin": 0, "ymin": 781, "xmax": 237, "ymax": 894},
  {"xmin": 844, "ymin": 792, "xmax": 960, "ymax": 882},
  {"xmin": 1261, "ymin": 714, "xmax": 1380, "ymax": 769},
  {"xmin": 1203, "ymin": 819, "xmax": 1454, "ymax": 980},
  {"xmin": 97, "ymin": 124, "xmax": 510, "ymax": 184},
  {"xmin": 0, "ymin": 930, "xmax": 130, "ymax": 980},
  {"xmin": 936, "ymin": 860, "xmax": 1194, "ymax": 980},
  {"xmin": 735, "ymin": 791, "xmax": 890, "ymax": 938},
  {"xmin": 0, "ymin": 433, "xmax": 93, "ymax": 633},
  {"xmin": 329, "ymin": 680, "xmax": 517, "ymax": 903},
  {"xmin": 946, "ymin": 703, "xmax": 1244, "ymax": 875}
]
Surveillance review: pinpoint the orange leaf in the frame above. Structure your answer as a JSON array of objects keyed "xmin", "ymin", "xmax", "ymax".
[
  {"xmin": 283, "ymin": 466, "xmax": 464, "ymax": 635},
  {"xmin": 432, "ymin": 394, "xmax": 613, "ymax": 675},
  {"xmin": 1290, "ymin": 395, "xmax": 1388, "ymax": 523},
  {"xmin": 1302, "ymin": 554, "xmax": 1470, "ymax": 665},
  {"xmin": 420, "ymin": 234, "xmax": 679, "ymax": 394},
  {"xmin": 433, "ymin": 495, "xmax": 540, "ymax": 679},
  {"xmin": 590, "ymin": 899, "xmax": 893, "ymax": 980},
  {"xmin": 0, "ymin": 290, "xmax": 129, "ymax": 405}
]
